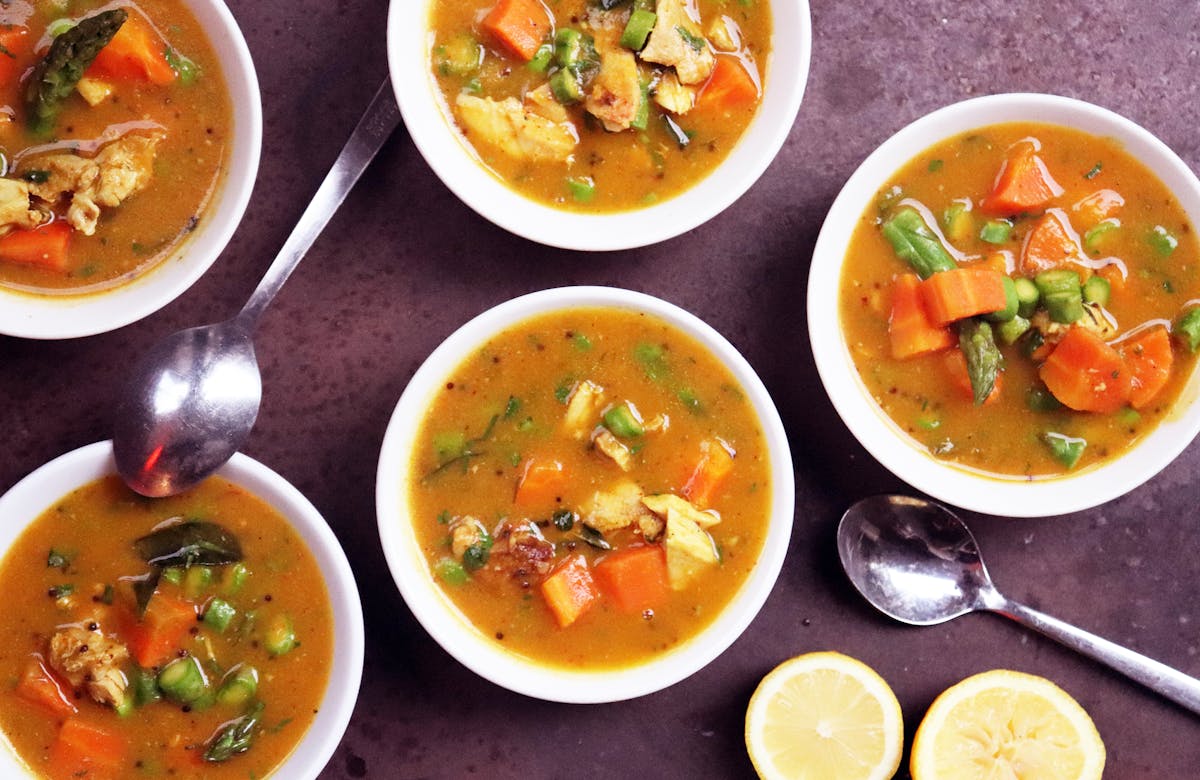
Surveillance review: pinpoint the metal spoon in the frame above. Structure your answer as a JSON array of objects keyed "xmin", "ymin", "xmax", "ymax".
[
  {"xmin": 837, "ymin": 494, "xmax": 1200, "ymax": 715},
  {"xmin": 113, "ymin": 79, "xmax": 401, "ymax": 497}
]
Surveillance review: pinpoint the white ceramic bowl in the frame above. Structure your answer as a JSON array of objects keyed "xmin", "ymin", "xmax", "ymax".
[
  {"xmin": 808, "ymin": 93, "xmax": 1200, "ymax": 518},
  {"xmin": 387, "ymin": 0, "xmax": 810, "ymax": 250},
  {"xmin": 0, "ymin": 0, "xmax": 262, "ymax": 340},
  {"xmin": 0, "ymin": 442, "xmax": 363, "ymax": 779},
  {"xmin": 376, "ymin": 286, "xmax": 795, "ymax": 702}
]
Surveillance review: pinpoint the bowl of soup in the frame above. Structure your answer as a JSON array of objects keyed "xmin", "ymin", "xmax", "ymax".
[
  {"xmin": 0, "ymin": 0, "xmax": 261, "ymax": 339},
  {"xmin": 0, "ymin": 441, "xmax": 363, "ymax": 778},
  {"xmin": 809, "ymin": 93, "xmax": 1200, "ymax": 518},
  {"xmin": 376, "ymin": 287, "xmax": 794, "ymax": 702},
  {"xmin": 387, "ymin": 0, "xmax": 810, "ymax": 249}
]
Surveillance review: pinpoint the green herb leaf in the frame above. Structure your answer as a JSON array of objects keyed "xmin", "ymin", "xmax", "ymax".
[{"xmin": 134, "ymin": 521, "xmax": 243, "ymax": 568}]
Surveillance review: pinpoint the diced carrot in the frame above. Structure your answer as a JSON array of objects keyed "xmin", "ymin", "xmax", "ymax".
[
  {"xmin": 0, "ymin": 25, "xmax": 31, "ymax": 87},
  {"xmin": 86, "ymin": 14, "xmax": 176, "ymax": 85},
  {"xmin": 514, "ymin": 457, "xmax": 567, "ymax": 507},
  {"xmin": 918, "ymin": 267, "xmax": 1009, "ymax": 326},
  {"xmin": 981, "ymin": 143, "xmax": 1061, "ymax": 215},
  {"xmin": 540, "ymin": 554, "xmax": 599, "ymax": 628},
  {"xmin": 1120, "ymin": 326, "xmax": 1173, "ymax": 409},
  {"xmin": 0, "ymin": 220, "xmax": 72, "ymax": 271},
  {"xmin": 48, "ymin": 718, "xmax": 126, "ymax": 780},
  {"xmin": 594, "ymin": 545, "xmax": 669, "ymax": 613},
  {"xmin": 696, "ymin": 55, "xmax": 759, "ymax": 112},
  {"xmin": 1073, "ymin": 189, "xmax": 1124, "ymax": 224},
  {"xmin": 1039, "ymin": 327, "xmax": 1131, "ymax": 413},
  {"xmin": 15, "ymin": 656, "xmax": 78, "ymax": 719},
  {"xmin": 481, "ymin": 0, "xmax": 550, "ymax": 62},
  {"xmin": 120, "ymin": 594, "xmax": 196, "ymax": 668},
  {"xmin": 943, "ymin": 349, "xmax": 1002, "ymax": 405},
  {"xmin": 1021, "ymin": 212, "xmax": 1080, "ymax": 275},
  {"xmin": 682, "ymin": 438, "xmax": 734, "ymax": 509},
  {"xmin": 889, "ymin": 273, "xmax": 955, "ymax": 359},
  {"xmin": 1098, "ymin": 262, "xmax": 1126, "ymax": 294}
]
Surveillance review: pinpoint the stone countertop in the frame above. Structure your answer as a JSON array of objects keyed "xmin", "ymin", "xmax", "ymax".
[{"xmin": 2, "ymin": 0, "xmax": 1198, "ymax": 777}]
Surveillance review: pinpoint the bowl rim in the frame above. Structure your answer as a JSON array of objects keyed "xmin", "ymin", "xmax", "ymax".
[
  {"xmin": 375, "ymin": 285, "xmax": 795, "ymax": 703},
  {"xmin": 807, "ymin": 91, "xmax": 1200, "ymax": 518},
  {"xmin": 0, "ymin": 441, "xmax": 364, "ymax": 779},
  {"xmin": 0, "ymin": 0, "xmax": 263, "ymax": 340},
  {"xmin": 385, "ymin": 0, "xmax": 811, "ymax": 251}
]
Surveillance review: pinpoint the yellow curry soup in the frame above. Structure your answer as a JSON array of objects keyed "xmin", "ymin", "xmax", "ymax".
[
  {"xmin": 840, "ymin": 122, "xmax": 1200, "ymax": 478},
  {"xmin": 408, "ymin": 307, "xmax": 771, "ymax": 669},
  {"xmin": 0, "ymin": 476, "xmax": 333, "ymax": 780},
  {"xmin": 0, "ymin": 0, "xmax": 231, "ymax": 293},
  {"xmin": 428, "ymin": 0, "xmax": 771, "ymax": 211}
]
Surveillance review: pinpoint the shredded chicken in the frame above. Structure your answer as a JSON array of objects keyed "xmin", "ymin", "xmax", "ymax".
[
  {"xmin": 563, "ymin": 380, "xmax": 605, "ymax": 439},
  {"xmin": 0, "ymin": 178, "xmax": 46, "ymax": 233},
  {"xmin": 706, "ymin": 15, "xmax": 740, "ymax": 51},
  {"xmin": 582, "ymin": 479, "xmax": 664, "ymax": 539},
  {"xmin": 586, "ymin": 48, "xmax": 641, "ymax": 132},
  {"xmin": 455, "ymin": 94, "xmax": 577, "ymax": 163},
  {"xmin": 450, "ymin": 516, "xmax": 486, "ymax": 559},
  {"xmin": 640, "ymin": 0, "xmax": 715, "ymax": 85},
  {"xmin": 653, "ymin": 71, "xmax": 695, "ymax": 115},
  {"xmin": 664, "ymin": 504, "xmax": 719, "ymax": 589},
  {"xmin": 525, "ymin": 84, "xmax": 569, "ymax": 124},
  {"xmin": 48, "ymin": 625, "xmax": 130, "ymax": 710},
  {"xmin": 593, "ymin": 429, "xmax": 633, "ymax": 471},
  {"xmin": 1031, "ymin": 302, "xmax": 1117, "ymax": 344},
  {"xmin": 642, "ymin": 493, "xmax": 721, "ymax": 528},
  {"xmin": 76, "ymin": 76, "xmax": 114, "ymax": 107},
  {"xmin": 27, "ymin": 134, "xmax": 162, "ymax": 235}
]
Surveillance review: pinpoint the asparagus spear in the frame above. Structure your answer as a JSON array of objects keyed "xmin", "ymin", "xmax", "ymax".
[
  {"xmin": 26, "ymin": 8, "xmax": 127, "ymax": 135},
  {"xmin": 881, "ymin": 207, "xmax": 957, "ymax": 279},
  {"xmin": 958, "ymin": 319, "xmax": 1003, "ymax": 405}
]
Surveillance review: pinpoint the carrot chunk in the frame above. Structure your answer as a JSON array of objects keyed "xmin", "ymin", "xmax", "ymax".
[
  {"xmin": 981, "ymin": 143, "xmax": 1061, "ymax": 215},
  {"xmin": 481, "ymin": 0, "xmax": 550, "ymax": 62},
  {"xmin": 917, "ymin": 267, "xmax": 1009, "ymax": 326},
  {"xmin": 1039, "ymin": 327, "xmax": 1131, "ymax": 413},
  {"xmin": 696, "ymin": 56, "xmax": 759, "ymax": 112},
  {"xmin": 15, "ymin": 656, "xmax": 78, "ymax": 719},
  {"xmin": 594, "ymin": 545, "xmax": 669, "ymax": 613},
  {"xmin": 889, "ymin": 273, "xmax": 955, "ymax": 359},
  {"xmin": 943, "ymin": 350, "xmax": 1002, "ymax": 405},
  {"xmin": 540, "ymin": 554, "xmax": 599, "ymax": 628},
  {"xmin": 86, "ymin": 13, "xmax": 177, "ymax": 85},
  {"xmin": 1120, "ymin": 326, "xmax": 1173, "ymax": 409},
  {"xmin": 0, "ymin": 26, "xmax": 31, "ymax": 86},
  {"xmin": 514, "ymin": 457, "xmax": 567, "ymax": 507},
  {"xmin": 121, "ymin": 594, "xmax": 196, "ymax": 668},
  {"xmin": 682, "ymin": 438, "xmax": 734, "ymax": 509},
  {"xmin": 0, "ymin": 220, "xmax": 72, "ymax": 271},
  {"xmin": 1021, "ymin": 212, "xmax": 1080, "ymax": 275},
  {"xmin": 48, "ymin": 718, "xmax": 126, "ymax": 780}
]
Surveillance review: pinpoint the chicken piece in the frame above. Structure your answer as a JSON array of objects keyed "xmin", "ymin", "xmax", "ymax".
[
  {"xmin": 1031, "ymin": 301, "xmax": 1117, "ymax": 345},
  {"xmin": 585, "ymin": 6, "xmax": 630, "ymax": 49},
  {"xmin": 664, "ymin": 505, "xmax": 718, "ymax": 589},
  {"xmin": 706, "ymin": 15, "xmax": 739, "ymax": 51},
  {"xmin": 563, "ymin": 380, "xmax": 605, "ymax": 439},
  {"xmin": 639, "ymin": 0, "xmax": 715, "ymax": 85},
  {"xmin": 525, "ymin": 84, "xmax": 569, "ymax": 124},
  {"xmin": 76, "ymin": 76, "xmax": 114, "ymax": 107},
  {"xmin": 450, "ymin": 516, "xmax": 487, "ymax": 559},
  {"xmin": 48, "ymin": 626, "xmax": 130, "ymax": 710},
  {"xmin": 642, "ymin": 493, "xmax": 720, "ymax": 529},
  {"xmin": 582, "ymin": 479, "xmax": 662, "ymax": 540},
  {"xmin": 652, "ymin": 70, "xmax": 695, "ymax": 115},
  {"xmin": 491, "ymin": 520, "xmax": 556, "ymax": 579},
  {"xmin": 593, "ymin": 429, "xmax": 633, "ymax": 471},
  {"xmin": 585, "ymin": 48, "xmax": 641, "ymax": 132},
  {"xmin": 0, "ymin": 178, "xmax": 45, "ymax": 232},
  {"xmin": 27, "ymin": 134, "xmax": 162, "ymax": 235},
  {"xmin": 455, "ymin": 94, "xmax": 577, "ymax": 163}
]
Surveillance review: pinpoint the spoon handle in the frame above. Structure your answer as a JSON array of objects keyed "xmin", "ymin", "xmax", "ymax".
[
  {"xmin": 238, "ymin": 78, "xmax": 401, "ymax": 328},
  {"xmin": 994, "ymin": 596, "xmax": 1200, "ymax": 715}
]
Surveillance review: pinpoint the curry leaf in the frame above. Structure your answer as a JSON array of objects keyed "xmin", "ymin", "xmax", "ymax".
[
  {"xmin": 135, "ymin": 521, "xmax": 243, "ymax": 568},
  {"xmin": 131, "ymin": 569, "xmax": 162, "ymax": 616}
]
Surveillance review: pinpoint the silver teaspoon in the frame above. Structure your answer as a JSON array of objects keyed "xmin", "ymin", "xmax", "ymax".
[
  {"xmin": 837, "ymin": 494, "xmax": 1200, "ymax": 715},
  {"xmin": 113, "ymin": 78, "xmax": 400, "ymax": 497}
]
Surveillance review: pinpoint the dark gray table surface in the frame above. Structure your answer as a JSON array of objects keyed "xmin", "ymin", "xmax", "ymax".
[{"xmin": 2, "ymin": 0, "xmax": 1198, "ymax": 777}]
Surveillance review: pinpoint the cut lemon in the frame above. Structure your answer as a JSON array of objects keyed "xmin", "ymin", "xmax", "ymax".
[
  {"xmin": 910, "ymin": 669, "xmax": 1105, "ymax": 780},
  {"xmin": 745, "ymin": 651, "xmax": 904, "ymax": 780}
]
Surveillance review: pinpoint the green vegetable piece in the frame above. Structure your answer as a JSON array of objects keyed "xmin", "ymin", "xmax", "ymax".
[
  {"xmin": 1084, "ymin": 162, "xmax": 1102, "ymax": 179},
  {"xmin": 983, "ymin": 276, "xmax": 1019, "ymax": 322},
  {"xmin": 48, "ymin": 583, "xmax": 74, "ymax": 599},
  {"xmin": 995, "ymin": 314, "xmax": 1031, "ymax": 345},
  {"xmin": 603, "ymin": 404, "xmax": 643, "ymax": 437},
  {"xmin": 549, "ymin": 68, "xmax": 583, "ymax": 104},
  {"xmin": 203, "ymin": 701, "xmax": 264, "ymax": 763},
  {"xmin": 1082, "ymin": 275, "xmax": 1110, "ymax": 307},
  {"xmin": 46, "ymin": 18, "xmax": 77, "ymax": 38},
  {"xmin": 503, "ymin": 396, "xmax": 521, "ymax": 418},
  {"xmin": 434, "ymin": 557, "xmax": 468, "ymax": 585},
  {"xmin": 630, "ymin": 78, "xmax": 650, "ymax": 131},
  {"xmin": 158, "ymin": 656, "xmax": 209, "ymax": 704},
  {"xmin": 164, "ymin": 48, "xmax": 200, "ymax": 84},
  {"xmin": 915, "ymin": 417, "xmax": 941, "ymax": 431},
  {"xmin": 216, "ymin": 664, "xmax": 258, "ymax": 708},
  {"xmin": 675, "ymin": 25, "xmax": 705, "ymax": 52},
  {"xmin": 263, "ymin": 614, "xmax": 297, "ymax": 656},
  {"xmin": 26, "ymin": 8, "xmax": 127, "ymax": 135},
  {"xmin": 203, "ymin": 598, "xmax": 237, "ymax": 633},
  {"xmin": 1175, "ymin": 308, "xmax": 1200, "ymax": 352},
  {"xmin": 1042, "ymin": 432, "xmax": 1086, "ymax": 469},
  {"xmin": 881, "ymin": 207, "xmax": 957, "ymax": 279},
  {"xmin": 1083, "ymin": 220, "xmax": 1118, "ymax": 253},
  {"xmin": 100, "ymin": 584, "xmax": 114, "ymax": 605},
  {"xmin": 46, "ymin": 548, "xmax": 71, "ymax": 570},
  {"xmin": 461, "ymin": 528, "xmax": 493, "ymax": 572},
  {"xmin": 134, "ymin": 521, "xmax": 243, "ymax": 568},
  {"xmin": 1148, "ymin": 225, "xmax": 1178, "ymax": 256},
  {"xmin": 554, "ymin": 28, "xmax": 598, "ymax": 81},
  {"xmin": 552, "ymin": 509, "xmax": 575, "ymax": 532},
  {"xmin": 433, "ymin": 431, "xmax": 466, "ymax": 460},
  {"xmin": 634, "ymin": 342, "xmax": 668, "ymax": 381},
  {"xmin": 1026, "ymin": 386, "xmax": 1064, "ymax": 413},
  {"xmin": 436, "ymin": 34, "xmax": 482, "ymax": 76},
  {"xmin": 621, "ymin": 8, "xmax": 657, "ymax": 50},
  {"xmin": 566, "ymin": 176, "xmax": 595, "ymax": 203},
  {"xmin": 131, "ymin": 667, "xmax": 161, "ymax": 706},
  {"xmin": 162, "ymin": 567, "xmax": 184, "ymax": 585},
  {"xmin": 958, "ymin": 320, "xmax": 1003, "ymax": 405},
  {"xmin": 1117, "ymin": 407, "xmax": 1142, "ymax": 426},
  {"xmin": 114, "ymin": 694, "xmax": 135, "ymax": 718},
  {"xmin": 941, "ymin": 201, "xmax": 971, "ymax": 243},
  {"xmin": 1021, "ymin": 328, "xmax": 1045, "ymax": 359},
  {"xmin": 225, "ymin": 562, "xmax": 250, "ymax": 595},
  {"xmin": 979, "ymin": 219, "xmax": 1013, "ymax": 245},
  {"xmin": 184, "ymin": 565, "xmax": 215, "ymax": 598},
  {"xmin": 527, "ymin": 42, "xmax": 553, "ymax": 73},
  {"xmin": 927, "ymin": 159, "xmax": 944, "ymax": 173},
  {"xmin": 1013, "ymin": 277, "xmax": 1040, "ymax": 319},
  {"xmin": 1035, "ymin": 270, "xmax": 1083, "ymax": 324},
  {"xmin": 573, "ymin": 333, "xmax": 592, "ymax": 351}
]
